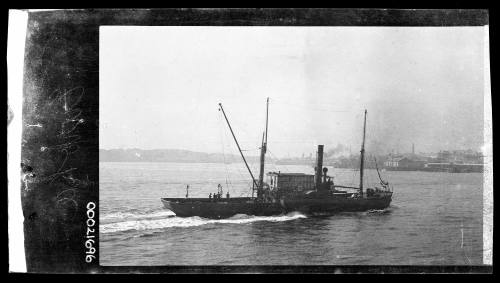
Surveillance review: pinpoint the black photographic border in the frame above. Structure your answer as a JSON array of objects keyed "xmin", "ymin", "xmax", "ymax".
[{"xmin": 17, "ymin": 8, "xmax": 492, "ymax": 273}]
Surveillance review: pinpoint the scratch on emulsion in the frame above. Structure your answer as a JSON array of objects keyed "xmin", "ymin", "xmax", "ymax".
[
  {"xmin": 26, "ymin": 123, "xmax": 42, "ymax": 128},
  {"xmin": 24, "ymin": 86, "xmax": 88, "ymax": 216},
  {"xmin": 47, "ymin": 87, "xmax": 88, "ymax": 215}
]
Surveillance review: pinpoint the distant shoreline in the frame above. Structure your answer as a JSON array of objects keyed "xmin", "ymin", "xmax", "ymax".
[
  {"xmin": 98, "ymin": 161, "xmax": 484, "ymax": 174},
  {"xmin": 99, "ymin": 148, "xmax": 484, "ymax": 173}
]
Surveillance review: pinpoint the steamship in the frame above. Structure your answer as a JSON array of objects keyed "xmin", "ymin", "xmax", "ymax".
[{"xmin": 161, "ymin": 99, "xmax": 393, "ymax": 219}]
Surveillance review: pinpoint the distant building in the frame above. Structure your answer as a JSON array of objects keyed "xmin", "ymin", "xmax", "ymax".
[
  {"xmin": 384, "ymin": 156, "xmax": 426, "ymax": 171},
  {"xmin": 423, "ymin": 162, "xmax": 483, "ymax": 173},
  {"xmin": 437, "ymin": 149, "xmax": 483, "ymax": 164},
  {"xmin": 437, "ymin": 151, "xmax": 452, "ymax": 162},
  {"xmin": 384, "ymin": 156, "xmax": 404, "ymax": 168},
  {"xmin": 382, "ymin": 148, "xmax": 484, "ymax": 173},
  {"xmin": 447, "ymin": 163, "xmax": 484, "ymax": 173},
  {"xmin": 422, "ymin": 162, "xmax": 451, "ymax": 172}
]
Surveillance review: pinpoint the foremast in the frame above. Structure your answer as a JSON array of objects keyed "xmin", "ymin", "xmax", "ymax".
[
  {"xmin": 218, "ymin": 99, "xmax": 269, "ymax": 199},
  {"xmin": 359, "ymin": 109, "xmax": 367, "ymax": 196},
  {"xmin": 257, "ymin": 97, "xmax": 269, "ymax": 199}
]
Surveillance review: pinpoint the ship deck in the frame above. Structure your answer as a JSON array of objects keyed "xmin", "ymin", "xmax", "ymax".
[{"xmin": 161, "ymin": 197, "xmax": 254, "ymax": 204}]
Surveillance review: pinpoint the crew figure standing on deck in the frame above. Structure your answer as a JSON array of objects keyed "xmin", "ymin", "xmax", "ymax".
[
  {"xmin": 226, "ymin": 191, "xmax": 230, "ymax": 199},
  {"xmin": 217, "ymin": 184, "xmax": 222, "ymax": 199},
  {"xmin": 185, "ymin": 185, "xmax": 189, "ymax": 198},
  {"xmin": 209, "ymin": 193, "xmax": 212, "ymax": 201}
]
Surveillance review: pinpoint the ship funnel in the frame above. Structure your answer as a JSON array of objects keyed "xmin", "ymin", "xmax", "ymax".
[{"xmin": 315, "ymin": 145, "xmax": 324, "ymax": 188}]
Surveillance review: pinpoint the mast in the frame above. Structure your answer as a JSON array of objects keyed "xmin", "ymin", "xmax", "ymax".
[
  {"xmin": 218, "ymin": 103, "xmax": 259, "ymax": 189},
  {"xmin": 359, "ymin": 109, "xmax": 367, "ymax": 195},
  {"xmin": 257, "ymin": 98, "xmax": 269, "ymax": 197}
]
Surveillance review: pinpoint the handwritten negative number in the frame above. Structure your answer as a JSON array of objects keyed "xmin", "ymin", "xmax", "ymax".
[{"xmin": 85, "ymin": 202, "xmax": 96, "ymax": 263}]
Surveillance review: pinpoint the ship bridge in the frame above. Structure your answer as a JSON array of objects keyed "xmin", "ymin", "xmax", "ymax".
[{"xmin": 267, "ymin": 172, "xmax": 315, "ymax": 192}]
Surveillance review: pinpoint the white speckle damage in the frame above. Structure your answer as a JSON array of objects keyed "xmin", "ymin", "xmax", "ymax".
[{"xmin": 26, "ymin": 123, "xmax": 42, "ymax": 128}]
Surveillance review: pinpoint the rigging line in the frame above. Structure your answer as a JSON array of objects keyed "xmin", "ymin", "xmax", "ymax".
[
  {"xmin": 267, "ymin": 149, "xmax": 291, "ymax": 173},
  {"xmin": 219, "ymin": 112, "xmax": 232, "ymax": 191},
  {"xmin": 235, "ymin": 181, "xmax": 252, "ymax": 197},
  {"xmin": 219, "ymin": 112, "xmax": 249, "ymax": 189},
  {"xmin": 267, "ymin": 157, "xmax": 282, "ymax": 175},
  {"xmin": 220, "ymin": 114, "xmax": 239, "ymax": 192},
  {"xmin": 352, "ymin": 168, "xmax": 358, "ymax": 187},
  {"xmin": 240, "ymin": 148, "xmax": 260, "ymax": 152},
  {"xmin": 365, "ymin": 156, "xmax": 370, "ymax": 186}
]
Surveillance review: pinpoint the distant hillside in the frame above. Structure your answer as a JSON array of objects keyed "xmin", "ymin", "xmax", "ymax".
[{"xmin": 99, "ymin": 148, "xmax": 263, "ymax": 163}]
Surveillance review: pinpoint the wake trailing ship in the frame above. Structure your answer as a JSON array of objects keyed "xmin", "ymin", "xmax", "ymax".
[{"xmin": 161, "ymin": 98, "xmax": 393, "ymax": 219}]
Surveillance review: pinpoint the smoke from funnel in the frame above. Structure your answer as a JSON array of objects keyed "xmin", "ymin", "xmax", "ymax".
[{"xmin": 325, "ymin": 143, "xmax": 348, "ymax": 158}]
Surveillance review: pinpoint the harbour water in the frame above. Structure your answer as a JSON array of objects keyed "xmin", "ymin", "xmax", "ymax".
[{"xmin": 100, "ymin": 162, "xmax": 484, "ymax": 266}]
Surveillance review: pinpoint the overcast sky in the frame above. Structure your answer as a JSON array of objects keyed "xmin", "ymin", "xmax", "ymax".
[{"xmin": 100, "ymin": 26, "xmax": 487, "ymax": 157}]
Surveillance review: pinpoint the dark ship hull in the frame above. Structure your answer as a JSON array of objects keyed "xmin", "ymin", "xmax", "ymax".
[
  {"xmin": 161, "ymin": 194, "xmax": 392, "ymax": 219},
  {"xmin": 161, "ymin": 197, "xmax": 282, "ymax": 218}
]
